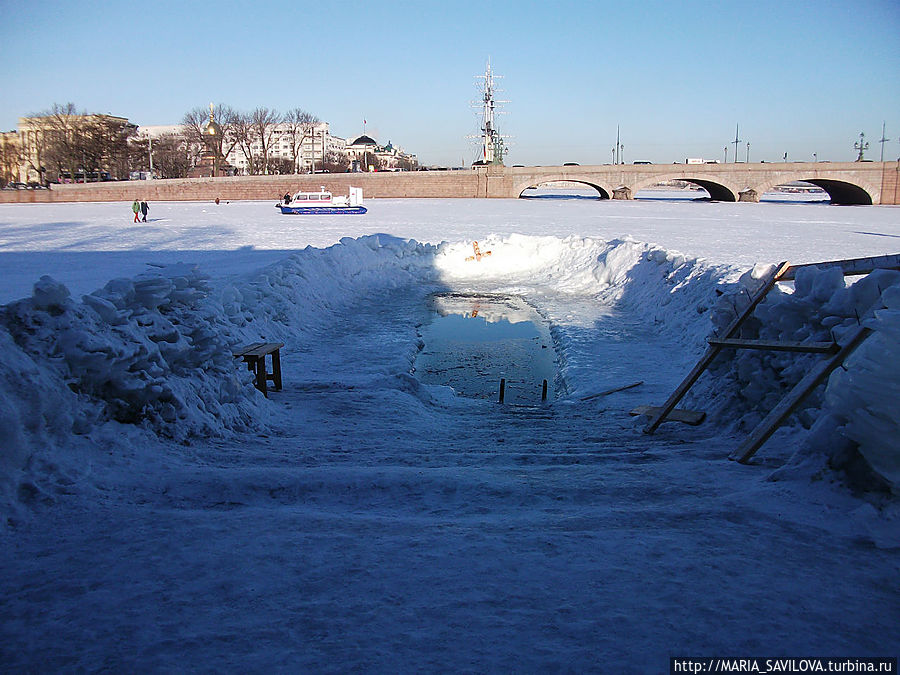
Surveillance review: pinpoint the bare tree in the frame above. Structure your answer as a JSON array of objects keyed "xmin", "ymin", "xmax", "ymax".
[
  {"xmin": 149, "ymin": 135, "xmax": 193, "ymax": 178},
  {"xmin": 250, "ymin": 107, "xmax": 281, "ymax": 175},
  {"xmin": 214, "ymin": 105, "xmax": 241, "ymax": 172},
  {"xmin": 322, "ymin": 150, "xmax": 349, "ymax": 173},
  {"xmin": 230, "ymin": 111, "xmax": 256, "ymax": 174},
  {"xmin": 283, "ymin": 108, "xmax": 319, "ymax": 173},
  {"xmin": 181, "ymin": 106, "xmax": 208, "ymax": 141},
  {"xmin": 396, "ymin": 155, "xmax": 419, "ymax": 172},
  {"xmin": 76, "ymin": 114, "xmax": 135, "ymax": 180},
  {"xmin": 180, "ymin": 106, "xmax": 210, "ymax": 171},
  {"xmin": 35, "ymin": 103, "xmax": 133, "ymax": 182},
  {"xmin": 36, "ymin": 102, "xmax": 83, "ymax": 182},
  {"xmin": 267, "ymin": 157, "xmax": 294, "ymax": 175}
]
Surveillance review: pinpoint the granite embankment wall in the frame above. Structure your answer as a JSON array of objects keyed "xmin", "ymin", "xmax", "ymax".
[
  {"xmin": 0, "ymin": 171, "xmax": 487, "ymax": 204},
  {"xmin": 1, "ymin": 162, "xmax": 898, "ymax": 204}
]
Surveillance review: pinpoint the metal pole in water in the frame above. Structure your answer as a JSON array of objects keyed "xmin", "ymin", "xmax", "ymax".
[
  {"xmin": 542, "ymin": 379, "xmax": 548, "ymax": 402},
  {"xmin": 498, "ymin": 378, "xmax": 506, "ymax": 404}
]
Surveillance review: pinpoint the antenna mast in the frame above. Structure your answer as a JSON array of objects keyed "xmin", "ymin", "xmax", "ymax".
[{"xmin": 878, "ymin": 122, "xmax": 890, "ymax": 162}]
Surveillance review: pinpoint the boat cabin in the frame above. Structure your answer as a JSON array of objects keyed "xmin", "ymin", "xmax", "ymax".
[{"xmin": 290, "ymin": 188, "xmax": 332, "ymax": 203}]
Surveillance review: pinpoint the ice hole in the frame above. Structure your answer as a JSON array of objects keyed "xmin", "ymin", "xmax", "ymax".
[{"xmin": 414, "ymin": 293, "xmax": 560, "ymax": 404}]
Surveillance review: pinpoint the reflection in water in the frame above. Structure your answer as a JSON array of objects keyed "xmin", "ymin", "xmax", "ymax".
[{"xmin": 414, "ymin": 293, "xmax": 559, "ymax": 405}]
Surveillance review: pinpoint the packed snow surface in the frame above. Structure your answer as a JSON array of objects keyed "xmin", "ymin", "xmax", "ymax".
[{"xmin": 1, "ymin": 197, "xmax": 898, "ymax": 671}]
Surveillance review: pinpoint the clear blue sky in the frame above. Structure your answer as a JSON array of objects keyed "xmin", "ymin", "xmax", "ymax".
[{"xmin": 2, "ymin": 0, "xmax": 898, "ymax": 165}]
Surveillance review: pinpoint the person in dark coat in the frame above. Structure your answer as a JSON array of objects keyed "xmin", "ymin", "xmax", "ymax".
[
  {"xmin": 283, "ymin": 192, "xmax": 292, "ymax": 204},
  {"xmin": 140, "ymin": 200, "xmax": 149, "ymax": 222}
]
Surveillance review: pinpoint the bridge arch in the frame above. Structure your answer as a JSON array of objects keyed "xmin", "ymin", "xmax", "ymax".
[
  {"xmin": 514, "ymin": 176, "xmax": 612, "ymax": 200},
  {"xmin": 629, "ymin": 174, "xmax": 740, "ymax": 202},
  {"xmin": 753, "ymin": 176, "xmax": 874, "ymax": 205}
]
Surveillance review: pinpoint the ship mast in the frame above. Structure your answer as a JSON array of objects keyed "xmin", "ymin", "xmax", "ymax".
[{"xmin": 474, "ymin": 60, "xmax": 507, "ymax": 165}]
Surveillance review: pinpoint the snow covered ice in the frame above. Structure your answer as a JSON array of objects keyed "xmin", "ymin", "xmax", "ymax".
[{"xmin": 1, "ymin": 196, "xmax": 898, "ymax": 671}]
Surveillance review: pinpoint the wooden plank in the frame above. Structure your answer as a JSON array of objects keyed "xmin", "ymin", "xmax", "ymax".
[
  {"xmin": 643, "ymin": 261, "xmax": 792, "ymax": 434},
  {"xmin": 241, "ymin": 342, "xmax": 284, "ymax": 358},
  {"xmin": 580, "ymin": 380, "xmax": 643, "ymax": 401},
  {"xmin": 232, "ymin": 342, "xmax": 265, "ymax": 358},
  {"xmin": 255, "ymin": 356, "xmax": 268, "ymax": 397},
  {"xmin": 631, "ymin": 405, "xmax": 706, "ymax": 426},
  {"xmin": 780, "ymin": 253, "xmax": 900, "ymax": 281},
  {"xmin": 732, "ymin": 326, "xmax": 872, "ymax": 464},
  {"xmin": 707, "ymin": 338, "xmax": 839, "ymax": 354},
  {"xmin": 271, "ymin": 348, "xmax": 283, "ymax": 391}
]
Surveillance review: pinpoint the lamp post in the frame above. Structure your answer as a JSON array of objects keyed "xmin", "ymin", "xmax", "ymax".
[
  {"xmin": 148, "ymin": 136, "xmax": 154, "ymax": 179},
  {"xmin": 783, "ymin": 152, "xmax": 788, "ymax": 163},
  {"xmin": 724, "ymin": 146, "xmax": 728, "ymax": 163},
  {"xmin": 854, "ymin": 132, "xmax": 869, "ymax": 162},
  {"xmin": 746, "ymin": 142, "xmax": 750, "ymax": 163},
  {"xmin": 813, "ymin": 152, "xmax": 817, "ymax": 163}
]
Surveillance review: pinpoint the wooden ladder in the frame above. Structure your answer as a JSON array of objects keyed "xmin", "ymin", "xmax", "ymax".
[{"xmin": 642, "ymin": 253, "xmax": 900, "ymax": 463}]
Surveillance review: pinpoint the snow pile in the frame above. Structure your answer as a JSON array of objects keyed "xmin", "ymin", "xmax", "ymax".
[
  {"xmin": 697, "ymin": 263, "xmax": 900, "ymax": 491},
  {"xmin": 818, "ymin": 286, "xmax": 900, "ymax": 492},
  {"xmin": 219, "ymin": 234, "xmax": 439, "ymax": 345},
  {"xmin": 0, "ymin": 265, "xmax": 267, "ymax": 510}
]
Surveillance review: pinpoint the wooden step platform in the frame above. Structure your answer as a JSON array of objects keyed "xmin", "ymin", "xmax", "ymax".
[{"xmin": 630, "ymin": 405, "xmax": 706, "ymax": 426}]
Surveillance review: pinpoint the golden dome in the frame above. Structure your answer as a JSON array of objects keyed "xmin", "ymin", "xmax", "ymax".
[{"xmin": 202, "ymin": 103, "xmax": 222, "ymax": 137}]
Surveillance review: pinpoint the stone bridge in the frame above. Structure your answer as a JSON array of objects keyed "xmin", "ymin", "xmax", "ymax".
[
  {"xmin": 2, "ymin": 161, "xmax": 898, "ymax": 205},
  {"xmin": 498, "ymin": 161, "xmax": 899, "ymax": 205}
]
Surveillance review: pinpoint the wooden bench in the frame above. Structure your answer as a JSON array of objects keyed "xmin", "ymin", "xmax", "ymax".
[{"xmin": 233, "ymin": 342, "xmax": 284, "ymax": 397}]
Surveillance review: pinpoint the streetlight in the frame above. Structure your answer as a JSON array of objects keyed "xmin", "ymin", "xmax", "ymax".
[
  {"xmin": 746, "ymin": 142, "xmax": 750, "ymax": 164},
  {"xmin": 724, "ymin": 146, "xmax": 728, "ymax": 163},
  {"xmin": 783, "ymin": 152, "xmax": 788, "ymax": 163},
  {"xmin": 854, "ymin": 132, "xmax": 869, "ymax": 161},
  {"xmin": 813, "ymin": 152, "xmax": 817, "ymax": 163},
  {"xmin": 611, "ymin": 147, "xmax": 615, "ymax": 164},
  {"xmin": 148, "ymin": 136, "xmax": 154, "ymax": 179}
]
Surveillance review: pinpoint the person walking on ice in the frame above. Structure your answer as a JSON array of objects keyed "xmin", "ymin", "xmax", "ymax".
[
  {"xmin": 140, "ymin": 200, "xmax": 149, "ymax": 222},
  {"xmin": 132, "ymin": 199, "xmax": 140, "ymax": 223}
]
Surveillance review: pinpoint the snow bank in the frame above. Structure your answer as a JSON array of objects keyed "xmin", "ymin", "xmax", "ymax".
[
  {"xmin": 818, "ymin": 287, "xmax": 900, "ymax": 492},
  {"xmin": 696, "ymin": 264, "xmax": 900, "ymax": 491},
  {"xmin": 0, "ymin": 235, "xmax": 443, "ymax": 516},
  {"xmin": 2, "ymin": 231, "xmax": 897, "ymax": 518},
  {"xmin": 434, "ymin": 234, "xmax": 728, "ymax": 338},
  {"xmin": 218, "ymin": 234, "xmax": 439, "ymax": 345},
  {"xmin": 0, "ymin": 265, "xmax": 265, "ymax": 514}
]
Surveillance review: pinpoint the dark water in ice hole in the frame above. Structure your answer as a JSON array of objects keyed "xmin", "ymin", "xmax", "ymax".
[{"xmin": 414, "ymin": 293, "xmax": 559, "ymax": 405}]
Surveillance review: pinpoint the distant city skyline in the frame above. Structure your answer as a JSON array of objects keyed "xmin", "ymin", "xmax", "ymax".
[{"xmin": 2, "ymin": 0, "xmax": 898, "ymax": 166}]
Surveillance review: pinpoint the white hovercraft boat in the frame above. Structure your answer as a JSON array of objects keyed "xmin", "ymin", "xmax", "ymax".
[{"xmin": 276, "ymin": 186, "xmax": 367, "ymax": 215}]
